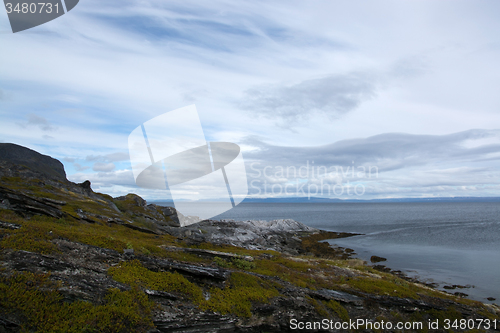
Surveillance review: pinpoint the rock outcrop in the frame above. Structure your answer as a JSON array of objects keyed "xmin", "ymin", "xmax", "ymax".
[
  {"xmin": 163, "ymin": 219, "xmax": 318, "ymax": 254},
  {"xmin": 0, "ymin": 143, "xmax": 66, "ymax": 181}
]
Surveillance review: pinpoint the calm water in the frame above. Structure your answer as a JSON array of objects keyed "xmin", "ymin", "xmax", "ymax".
[{"xmin": 209, "ymin": 202, "xmax": 500, "ymax": 303}]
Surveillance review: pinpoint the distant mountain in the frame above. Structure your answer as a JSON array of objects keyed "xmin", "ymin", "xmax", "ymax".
[
  {"xmin": 363, "ymin": 196, "xmax": 500, "ymax": 203},
  {"xmin": 250, "ymin": 196, "xmax": 500, "ymax": 203},
  {"xmin": 0, "ymin": 143, "xmax": 66, "ymax": 181},
  {"xmin": 153, "ymin": 196, "xmax": 500, "ymax": 204}
]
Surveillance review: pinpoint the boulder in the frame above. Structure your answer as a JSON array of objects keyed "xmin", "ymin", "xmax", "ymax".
[{"xmin": 370, "ymin": 255, "xmax": 387, "ymax": 263}]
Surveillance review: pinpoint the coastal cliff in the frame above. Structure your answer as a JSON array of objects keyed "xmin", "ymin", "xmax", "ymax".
[{"xmin": 0, "ymin": 143, "xmax": 499, "ymax": 332}]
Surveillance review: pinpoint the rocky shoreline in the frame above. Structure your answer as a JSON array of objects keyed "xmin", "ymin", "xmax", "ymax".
[{"xmin": 328, "ymin": 240, "xmax": 499, "ymax": 304}]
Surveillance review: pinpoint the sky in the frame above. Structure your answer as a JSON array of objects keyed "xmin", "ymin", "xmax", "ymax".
[{"xmin": 1, "ymin": 0, "xmax": 500, "ymax": 201}]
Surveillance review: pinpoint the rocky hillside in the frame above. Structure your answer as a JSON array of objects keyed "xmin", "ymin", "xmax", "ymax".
[
  {"xmin": 0, "ymin": 144, "xmax": 499, "ymax": 332},
  {"xmin": 0, "ymin": 143, "xmax": 67, "ymax": 181}
]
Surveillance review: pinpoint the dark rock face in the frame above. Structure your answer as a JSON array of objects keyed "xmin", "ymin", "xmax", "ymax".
[
  {"xmin": 370, "ymin": 255, "xmax": 387, "ymax": 263},
  {"xmin": 0, "ymin": 186, "xmax": 65, "ymax": 218},
  {"xmin": 0, "ymin": 143, "xmax": 66, "ymax": 181}
]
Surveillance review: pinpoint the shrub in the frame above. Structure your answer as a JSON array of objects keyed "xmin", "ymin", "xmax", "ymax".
[
  {"xmin": 201, "ymin": 272, "xmax": 280, "ymax": 317},
  {"xmin": 108, "ymin": 260, "xmax": 204, "ymax": 302},
  {"xmin": 0, "ymin": 271, "xmax": 155, "ymax": 332}
]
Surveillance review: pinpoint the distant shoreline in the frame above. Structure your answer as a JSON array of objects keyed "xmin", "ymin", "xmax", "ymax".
[
  {"xmin": 152, "ymin": 196, "xmax": 500, "ymax": 204},
  {"xmin": 324, "ymin": 233, "xmax": 500, "ymax": 304}
]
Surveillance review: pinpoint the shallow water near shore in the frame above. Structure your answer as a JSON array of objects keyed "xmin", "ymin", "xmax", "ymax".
[{"xmin": 204, "ymin": 201, "xmax": 500, "ymax": 304}]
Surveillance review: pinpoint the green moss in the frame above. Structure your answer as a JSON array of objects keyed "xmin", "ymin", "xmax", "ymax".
[
  {"xmin": 250, "ymin": 257, "xmax": 319, "ymax": 289},
  {"xmin": 1, "ymin": 176, "xmax": 23, "ymax": 184},
  {"xmin": 112, "ymin": 199, "xmax": 128, "ymax": 213},
  {"xmin": 344, "ymin": 276, "xmax": 419, "ymax": 299},
  {"xmin": 0, "ymin": 213, "xmax": 177, "ymax": 257},
  {"xmin": 201, "ymin": 272, "xmax": 280, "ymax": 317},
  {"xmin": 96, "ymin": 192, "xmax": 114, "ymax": 201},
  {"xmin": 61, "ymin": 200, "xmax": 118, "ymax": 220},
  {"xmin": 108, "ymin": 261, "xmax": 280, "ymax": 318},
  {"xmin": 306, "ymin": 297, "xmax": 350, "ymax": 321},
  {"xmin": 477, "ymin": 307, "xmax": 500, "ymax": 320},
  {"xmin": 0, "ymin": 208, "xmax": 22, "ymax": 221},
  {"xmin": 214, "ymin": 256, "xmax": 232, "ymax": 268},
  {"xmin": 213, "ymin": 257, "xmax": 256, "ymax": 270},
  {"xmin": 0, "ymin": 271, "xmax": 155, "ymax": 332},
  {"xmin": 307, "ymin": 297, "xmax": 330, "ymax": 318},
  {"xmin": 0, "ymin": 218, "xmax": 60, "ymax": 254},
  {"xmin": 232, "ymin": 258, "xmax": 256, "ymax": 270},
  {"xmin": 111, "ymin": 195, "xmax": 173, "ymax": 228},
  {"xmin": 409, "ymin": 311, "xmax": 429, "ymax": 333},
  {"xmin": 108, "ymin": 260, "xmax": 204, "ymax": 302},
  {"xmin": 427, "ymin": 307, "xmax": 463, "ymax": 322},
  {"xmin": 301, "ymin": 231, "xmax": 353, "ymax": 259},
  {"xmin": 112, "ymin": 194, "xmax": 146, "ymax": 215},
  {"xmin": 324, "ymin": 299, "xmax": 349, "ymax": 321}
]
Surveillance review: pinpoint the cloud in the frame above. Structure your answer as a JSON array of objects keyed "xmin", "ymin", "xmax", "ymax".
[
  {"xmin": 2, "ymin": 0, "xmax": 500, "ymax": 200},
  {"xmin": 92, "ymin": 162, "xmax": 116, "ymax": 172},
  {"xmin": 243, "ymin": 129, "xmax": 500, "ymax": 198},
  {"xmin": 69, "ymin": 169, "xmax": 136, "ymax": 189},
  {"xmin": 239, "ymin": 72, "xmax": 377, "ymax": 124},
  {"xmin": 86, "ymin": 152, "xmax": 130, "ymax": 163},
  {"xmin": 18, "ymin": 114, "xmax": 57, "ymax": 131},
  {"xmin": 245, "ymin": 129, "xmax": 500, "ymax": 169},
  {"xmin": 74, "ymin": 163, "xmax": 90, "ymax": 171}
]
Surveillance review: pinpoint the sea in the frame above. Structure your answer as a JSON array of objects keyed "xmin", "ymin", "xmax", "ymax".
[{"xmin": 171, "ymin": 201, "xmax": 500, "ymax": 304}]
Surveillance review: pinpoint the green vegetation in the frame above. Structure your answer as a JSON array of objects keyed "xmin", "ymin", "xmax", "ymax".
[
  {"xmin": 0, "ymin": 271, "xmax": 155, "ymax": 333},
  {"xmin": 250, "ymin": 256, "xmax": 318, "ymax": 289},
  {"xmin": 112, "ymin": 194, "xmax": 145, "ymax": 214},
  {"xmin": 108, "ymin": 260, "xmax": 204, "ymax": 302},
  {"xmin": 0, "ymin": 209, "xmax": 178, "ymax": 257},
  {"xmin": 0, "ymin": 216, "xmax": 60, "ymax": 254},
  {"xmin": 343, "ymin": 276, "xmax": 419, "ymax": 299},
  {"xmin": 308, "ymin": 297, "xmax": 330, "ymax": 318},
  {"xmin": 324, "ymin": 299, "xmax": 350, "ymax": 321},
  {"xmin": 108, "ymin": 260, "xmax": 279, "ymax": 318},
  {"xmin": 301, "ymin": 231, "xmax": 352, "ymax": 259},
  {"xmin": 213, "ymin": 256, "xmax": 256, "ymax": 270},
  {"xmin": 427, "ymin": 307, "xmax": 463, "ymax": 323},
  {"xmin": 201, "ymin": 272, "xmax": 280, "ymax": 317},
  {"xmin": 306, "ymin": 297, "xmax": 350, "ymax": 321}
]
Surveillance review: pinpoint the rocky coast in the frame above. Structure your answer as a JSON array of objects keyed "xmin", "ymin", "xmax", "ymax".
[{"xmin": 0, "ymin": 143, "xmax": 499, "ymax": 332}]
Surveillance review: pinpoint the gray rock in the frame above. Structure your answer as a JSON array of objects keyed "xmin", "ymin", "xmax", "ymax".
[
  {"xmin": 161, "ymin": 219, "xmax": 319, "ymax": 253},
  {"xmin": 0, "ymin": 143, "xmax": 67, "ymax": 181},
  {"xmin": 0, "ymin": 186, "xmax": 65, "ymax": 218},
  {"xmin": 0, "ymin": 220, "xmax": 21, "ymax": 230}
]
